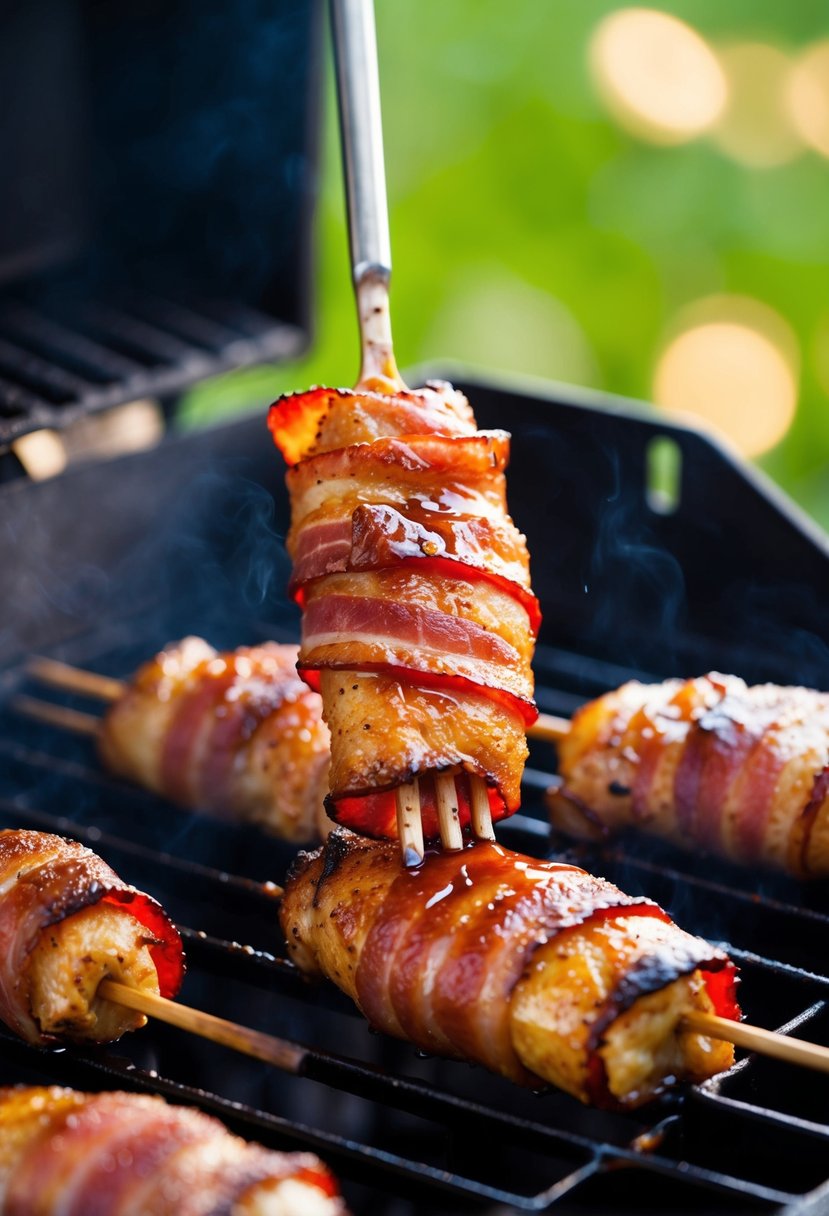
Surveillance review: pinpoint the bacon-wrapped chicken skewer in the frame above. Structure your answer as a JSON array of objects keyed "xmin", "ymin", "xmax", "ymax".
[
  {"xmin": 0, "ymin": 1086, "xmax": 345, "ymax": 1215},
  {"xmin": 268, "ymin": 381, "xmax": 539, "ymax": 859},
  {"xmin": 0, "ymin": 828, "xmax": 328, "ymax": 1075},
  {"xmin": 545, "ymin": 673, "xmax": 829, "ymax": 878},
  {"xmin": 0, "ymin": 829, "xmax": 183, "ymax": 1046},
  {"xmin": 26, "ymin": 639, "xmax": 331, "ymax": 844},
  {"xmin": 281, "ymin": 829, "xmax": 740, "ymax": 1109}
]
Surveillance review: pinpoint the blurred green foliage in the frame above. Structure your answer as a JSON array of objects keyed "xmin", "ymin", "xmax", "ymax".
[{"xmin": 181, "ymin": 1, "xmax": 829, "ymax": 529}]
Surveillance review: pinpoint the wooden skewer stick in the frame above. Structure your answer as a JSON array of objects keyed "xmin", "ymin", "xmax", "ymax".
[
  {"xmin": 98, "ymin": 980, "xmax": 306, "ymax": 1073},
  {"xmin": 100, "ymin": 981, "xmax": 829, "ymax": 1080},
  {"xmin": 531, "ymin": 712, "xmax": 571, "ymax": 744},
  {"xmin": 11, "ymin": 694, "xmax": 100, "ymax": 738},
  {"xmin": 26, "ymin": 656, "xmax": 124, "ymax": 702},
  {"xmin": 683, "ymin": 1010, "xmax": 829, "ymax": 1075},
  {"xmin": 24, "ymin": 657, "xmax": 576, "ymax": 747}
]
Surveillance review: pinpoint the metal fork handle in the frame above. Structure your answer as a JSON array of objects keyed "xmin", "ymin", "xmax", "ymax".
[{"xmin": 330, "ymin": 0, "xmax": 391, "ymax": 289}]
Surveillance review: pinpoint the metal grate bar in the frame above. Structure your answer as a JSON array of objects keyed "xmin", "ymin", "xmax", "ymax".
[
  {"xmin": 0, "ymin": 305, "xmax": 145, "ymax": 383},
  {"xmin": 79, "ymin": 304, "xmax": 212, "ymax": 369},
  {"xmin": 127, "ymin": 292, "xmax": 256, "ymax": 354},
  {"xmin": 0, "ymin": 337, "xmax": 93, "ymax": 403},
  {"xmin": 0, "ymin": 374, "xmax": 49, "ymax": 418}
]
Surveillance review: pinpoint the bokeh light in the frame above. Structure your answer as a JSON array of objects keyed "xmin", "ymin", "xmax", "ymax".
[
  {"xmin": 653, "ymin": 297, "xmax": 798, "ymax": 457},
  {"xmin": 590, "ymin": 8, "xmax": 726, "ymax": 145},
  {"xmin": 711, "ymin": 44, "xmax": 802, "ymax": 167},
  {"xmin": 422, "ymin": 271, "xmax": 598, "ymax": 386},
  {"xmin": 788, "ymin": 41, "xmax": 829, "ymax": 159}
]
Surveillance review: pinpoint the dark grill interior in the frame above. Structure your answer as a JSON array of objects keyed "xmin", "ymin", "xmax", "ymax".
[
  {"xmin": 0, "ymin": 292, "xmax": 304, "ymax": 445},
  {"xmin": 0, "ymin": 0, "xmax": 321, "ymax": 452},
  {"xmin": 1, "ymin": 380, "xmax": 828, "ymax": 1214}
]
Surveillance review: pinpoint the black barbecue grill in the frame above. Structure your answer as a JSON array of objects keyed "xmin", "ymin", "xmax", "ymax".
[
  {"xmin": 1, "ymin": 382, "xmax": 829, "ymax": 1216},
  {"xmin": 2, "ymin": 2, "xmax": 829, "ymax": 1213}
]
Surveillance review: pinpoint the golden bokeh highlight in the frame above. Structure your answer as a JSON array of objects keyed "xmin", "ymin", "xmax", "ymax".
[
  {"xmin": 711, "ymin": 44, "xmax": 802, "ymax": 167},
  {"xmin": 590, "ymin": 8, "xmax": 726, "ymax": 145},
  {"xmin": 788, "ymin": 41, "xmax": 829, "ymax": 158},
  {"xmin": 653, "ymin": 297, "xmax": 799, "ymax": 457}
]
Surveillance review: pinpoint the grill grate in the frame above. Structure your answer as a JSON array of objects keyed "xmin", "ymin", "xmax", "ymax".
[
  {"xmin": 0, "ymin": 291, "xmax": 304, "ymax": 445},
  {"xmin": 1, "ymin": 617, "xmax": 828, "ymax": 1215}
]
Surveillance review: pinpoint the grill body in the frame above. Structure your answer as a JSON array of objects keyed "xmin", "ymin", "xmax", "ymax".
[{"xmin": 0, "ymin": 375, "xmax": 828, "ymax": 1214}]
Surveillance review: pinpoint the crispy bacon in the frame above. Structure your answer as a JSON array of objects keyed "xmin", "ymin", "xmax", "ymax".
[
  {"xmin": 547, "ymin": 673, "xmax": 829, "ymax": 876},
  {"xmin": 268, "ymin": 381, "xmax": 476, "ymax": 466},
  {"xmin": 0, "ymin": 830, "xmax": 183, "ymax": 1045},
  {"xmin": 269, "ymin": 380, "xmax": 538, "ymax": 839},
  {"xmin": 300, "ymin": 569, "xmax": 534, "ymax": 706},
  {"xmin": 281, "ymin": 831, "xmax": 739, "ymax": 1108},
  {"xmin": 0, "ymin": 1086, "xmax": 345, "ymax": 1215}
]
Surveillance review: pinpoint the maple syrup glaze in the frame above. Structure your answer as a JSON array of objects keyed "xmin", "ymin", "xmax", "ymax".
[{"xmin": 282, "ymin": 832, "xmax": 739, "ymax": 1106}]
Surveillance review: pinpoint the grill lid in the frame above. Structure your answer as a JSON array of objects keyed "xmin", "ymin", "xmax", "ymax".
[{"xmin": 0, "ymin": 0, "xmax": 322, "ymax": 448}]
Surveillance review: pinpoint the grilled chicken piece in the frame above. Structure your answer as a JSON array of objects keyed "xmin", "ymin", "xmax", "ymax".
[
  {"xmin": 269, "ymin": 381, "xmax": 539, "ymax": 840},
  {"xmin": 281, "ymin": 830, "xmax": 738, "ymax": 1109},
  {"xmin": 0, "ymin": 1086, "xmax": 345, "ymax": 1215},
  {"xmin": 0, "ymin": 830, "xmax": 183, "ymax": 1046},
  {"xmin": 547, "ymin": 673, "xmax": 829, "ymax": 877},
  {"xmin": 99, "ymin": 638, "xmax": 331, "ymax": 843}
]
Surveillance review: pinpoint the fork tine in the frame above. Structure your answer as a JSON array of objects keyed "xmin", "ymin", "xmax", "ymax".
[
  {"xmin": 470, "ymin": 775, "xmax": 496, "ymax": 841},
  {"xmin": 434, "ymin": 774, "xmax": 464, "ymax": 850},
  {"xmin": 396, "ymin": 778, "xmax": 425, "ymax": 866}
]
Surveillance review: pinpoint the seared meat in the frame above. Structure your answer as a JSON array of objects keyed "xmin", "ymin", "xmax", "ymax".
[
  {"xmin": 281, "ymin": 830, "xmax": 738, "ymax": 1109},
  {"xmin": 547, "ymin": 673, "xmax": 829, "ymax": 876}
]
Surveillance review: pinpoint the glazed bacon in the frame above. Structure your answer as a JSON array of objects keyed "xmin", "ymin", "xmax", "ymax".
[
  {"xmin": 99, "ymin": 638, "xmax": 331, "ymax": 843},
  {"xmin": 269, "ymin": 380, "xmax": 539, "ymax": 838},
  {"xmin": 281, "ymin": 830, "xmax": 739, "ymax": 1109},
  {"xmin": 547, "ymin": 673, "xmax": 829, "ymax": 877},
  {"xmin": 0, "ymin": 1087, "xmax": 345, "ymax": 1215},
  {"xmin": 0, "ymin": 829, "xmax": 183, "ymax": 1046},
  {"xmin": 269, "ymin": 381, "xmax": 477, "ymax": 466}
]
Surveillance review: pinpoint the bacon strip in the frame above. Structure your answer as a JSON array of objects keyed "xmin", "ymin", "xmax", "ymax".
[
  {"xmin": 301, "ymin": 594, "xmax": 532, "ymax": 703},
  {"xmin": 291, "ymin": 507, "xmax": 540, "ymax": 630},
  {"xmin": 0, "ymin": 830, "xmax": 183, "ymax": 1044},
  {"xmin": 0, "ymin": 1087, "xmax": 344, "ymax": 1215}
]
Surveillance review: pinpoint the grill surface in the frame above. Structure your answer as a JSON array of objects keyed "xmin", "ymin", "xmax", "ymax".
[
  {"xmin": 1, "ymin": 379, "xmax": 828, "ymax": 1214},
  {"xmin": 0, "ymin": 292, "xmax": 305, "ymax": 445}
]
